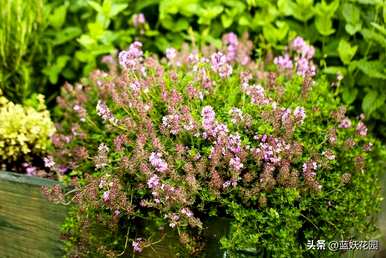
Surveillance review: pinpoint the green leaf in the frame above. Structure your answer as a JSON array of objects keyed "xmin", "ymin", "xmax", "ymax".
[
  {"xmin": 314, "ymin": 0, "xmax": 339, "ymax": 17},
  {"xmin": 52, "ymin": 27, "xmax": 82, "ymax": 46},
  {"xmin": 87, "ymin": 22, "xmax": 105, "ymax": 40},
  {"xmin": 342, "ymin": 87, "xmax": 358, "ymax": 104},
  {"xmin": 42, "ymin": 56, "xmax": 70, "ymax": 84},
  {"xmin": 342, "ymin": 3, "xmax": 361, "ymax": 25},
  {"xmin": 197, "ymin": 5, "xmax": 224, "ymax": 24},
  {"xmin": 49, "ymin": 4, "xmax": 68, "ymax": 29},
  {"xmin": 341, "ymin": 3, "xmax": 362, "ymax": 35},
  {"xmin": 345, "ymin": 23, "xmax": 362, "ymax": 35},
  {"xmin": 239, "ymin": 16, "xmax": 252, "ymax": 26},
  {"xmin": 221, "ymin": 14, "xmax": 233, "ymax": 28},
  {"xmin": 315, "ymin": 16, "xmax": 335, "ymax": 36},
  {"xmin": 362, "ymin": 91, "xmax": 385, "ymax": 116},
  {"xmin": 338, "ymin": 39, "xmax": 358, "ymax": 64},
  {"xmin": 350, "ymin": 60, "xmax": 386, "ymax": 79},
  {"xmin": 292, "ymin": 0, "xmax": 315, "ymax": 22},
  {"xmin": 88, "ymin": 1, "xmax": 103, "ymax": 13},
  {"xmin": 361, "ymin": 29, "xmax": 386, "ymax": 49},
  {"xmin": 323, "ymin": 66, "xmax": 347, "ymax": 75},
  {"xmin": 110, "ymin": 3, "xmax": 128, "ymax": 17},
  {"xmin": 77, "ymin": 35, "xmax": 95, "ymax": 49},
  {"xmin": 350, "ymin": 0, "xmax": 382, "ymax": 4},
  {"xmin": 277, "ymin": 0, "xmax": 296, "ymax": 16},
  {"xmin": 371, "ymin": 23, "xmax": 386, "ymax": 36}
]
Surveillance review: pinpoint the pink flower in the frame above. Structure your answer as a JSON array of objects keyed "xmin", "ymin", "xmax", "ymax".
[
  {"xmin": 118, "ymin": 41, "xmax": 143, "ymax": 69},
  {"xmin": 149, "ymin": 152, "xmax": 168, "ymax": 172},
  {"xmin": 229, "ymin": 157, "xmax": 243, "ymax": 171},
  {"xmin": 147, "ymin": 174, "xmax": 160, "ymax": 189},
  {"xmin": 96, "ymin": 100, "xmax": 118, "ymax": 124},
  {"xmin": 133, "ymin": 13, "xmax": 146, "ymax": 27},
  {"xmin": 339, "ymin": 118, "xmax": 352, "ymax": 129},
  {"xmin": 181, "ymin": 207, "xmax": 194, "ymax": 218},
  {"xmin": 132, "ymin": 238, "xmax": 143, "ymax": 253},
  {"xmin": 44, "ymin": 156, "xmax": 55, "ymax": 169},
  {"xmin": 294, "ymin": 106, "xmax": 306, "ymax": 124},
  {"xmin": 166, "ymin": 48, "xmax": 177, "ymax": 60},
  {"xmin": 356, "ymin": 121, "xmax": 367, "ymax": 136},
  {"xmin": 103, "ymin": 191, "xmax": 110, "ymax": 202},
  {"xmin": 274, "ymin": 54, "xmax": 293, "ymax": 70}
]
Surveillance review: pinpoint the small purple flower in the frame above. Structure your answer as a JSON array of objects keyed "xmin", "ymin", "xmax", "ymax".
[
  {"xmin": 291, "ymin": 37, "xmax": 306, "ymax": 52},
  {"xmin": 132, "ymin": 238, "xmax": 143, "ymax": 253},
  {"xmin": 166, "ymin": 48, "xmax": 177, "ymax": 61},
  {"xmin": 201, "ymin": 106, "xmax": 216, "ymax": 131},
  {"xmin": 181, "ymin": 207, "xmax": 194, "ymax": 218},
  {"xmin": 147, "ymin": 174, "xmax": 160, "ymax": 189},
  {"xmin": 281, "ymin": 108, "xmax": 291, "ymax": 123},
  {"xmin": 223, "ymin": 180, "xmax": 231, "ymax": 188},
  {"xmin": 118, "ymin": 41, "xmax": 143, "ymax": 69},
  {"xmin": 294, "ymin": 106, "xmax": 306, "ymax": 124},
  {"xmin": 96, "ymin": 100, "xmax": 118, "ymax": 124},
  {"xmin": 223, "ymin": 32, "xmax": 238, "ymax": 45},
  {"xmin": 339, "ymin": 118, "xmax": 352, "ymax": 129},
  {"xmin": 43, "ymin": 156, "xmax": 55, "ymax": 169},
  {"xmin": 356, "ymin": 121, "xmax": 367, "ymax": 136},
  {"xmin": 103, "ymin": 191, "xmax": 110, "ymax": 202},
  {"xmin": 26, "ymin": 166, "xmax": 37, "ymax": 176},
  {"xmin": 133, "ymin": 13, "xmax": 146, "ymax": 27},
  {"xmin": 229, "ymin": 157, "xmax": 243, "ymax": 171},
  {"xmin": 274, "ymin": 54, "xmax": 293, "ymax": 70},
  {"xmin": 149, "ymin": 152, "xmax": 168, "ymax": 172}
]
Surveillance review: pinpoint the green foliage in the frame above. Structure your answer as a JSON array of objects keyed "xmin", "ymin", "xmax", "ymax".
[
  {"xmin": 0, "ymin": 0, "xmax": 44, "ymax": 103},
  {"xmin": 49, "ymin": 37, "xmax": 384, "ymax": 257},
  {"xmin": 147, "ymin": 0, "xmax": 386, "ymax": 137},
  {"xmin": 0, "ymin": 89, "xmax": 55, "ymax": 166},
  {"xmin": 1, "ymin": 0, "xmax": 385, "ymax": 138}
]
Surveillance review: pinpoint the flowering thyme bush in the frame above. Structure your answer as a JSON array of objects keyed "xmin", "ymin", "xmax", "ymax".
[{"xmin": 48, "ymin": 34, "xmax": 384, "ymax": 257}]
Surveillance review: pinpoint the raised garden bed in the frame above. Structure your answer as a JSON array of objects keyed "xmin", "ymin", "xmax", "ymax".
[
  {"xmin": 1, "ymin": 169, "xmax": 385, "ymax": 258},
  {"xmin": 0, "ymin": 171, "xmax": 67, "ymax": 258}
]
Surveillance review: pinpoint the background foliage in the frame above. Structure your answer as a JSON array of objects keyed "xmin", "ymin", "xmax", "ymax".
[{"xmin": 0, "ymin": 0, "xmax": 384, "ymax": 138}]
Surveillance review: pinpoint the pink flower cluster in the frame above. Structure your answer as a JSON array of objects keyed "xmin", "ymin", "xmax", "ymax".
[
  {"xmin": 149, "ymin": 152, "xmax": 168, "ymax": 172},
  {"xmin": 118, "ymin": 41, "xmax": 143, "ymax": 70},
  {"xmin": 274, "ymin": 54, "xmax": 293, "ymax": 71},
  {"xmin": 291, "ymin": 37, "xmax": 316, "ymax": 77},
  {"xmin": 96, "ymin": 100, "xmax": 118, "ymax": 124},
  {"xmin": 210, "ymin": 52, "xmax": 233, "ymax": 78},
  {"xmin": 132, "ymin": 238, "xmax": 144, "ymax": 253},
  {"xmin": 223, "ymin": 32, "xmax": 238, "ymax": 62},
  {"xmin": 132, "ymin": 13, "xmax": 146, "ymax": 28}
]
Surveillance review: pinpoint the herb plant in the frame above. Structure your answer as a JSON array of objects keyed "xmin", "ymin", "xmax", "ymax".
[{"xmin": 47, "ymin": 34, "xmax": 384, "ymax": 257}]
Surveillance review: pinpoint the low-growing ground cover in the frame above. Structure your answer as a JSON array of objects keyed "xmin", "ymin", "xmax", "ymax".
[{"xmin": 44, "ymin": 35, "xmax": 385, "ymax": 257}]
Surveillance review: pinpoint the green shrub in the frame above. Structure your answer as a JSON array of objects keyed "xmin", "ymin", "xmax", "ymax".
[
  {"xmin": 0, "ymin": 0, "xmax": 44, "ymax": 103},
  {"xmin": 0, "ymin": 89, "xmax": 55, "ymax": 174},
  {"xmin": 149, "ymin": 0, "xmax": 386, "ymax": 137},
  {"xmin": 47, "ymin": 35, "xmax": 384, "ymax": 257}
]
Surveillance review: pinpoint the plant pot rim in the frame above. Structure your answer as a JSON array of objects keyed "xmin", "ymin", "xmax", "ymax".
[{"xmin": 0, "ymin": 170, "xmax": 59, "ymax": 186}]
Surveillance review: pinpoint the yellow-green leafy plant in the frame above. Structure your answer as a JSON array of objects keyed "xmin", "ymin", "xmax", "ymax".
[{"xmin": 0, "ymin": 89, "xmax": 55, "ymax": 173}]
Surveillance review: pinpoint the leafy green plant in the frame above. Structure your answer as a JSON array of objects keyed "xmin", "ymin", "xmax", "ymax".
[
  {"xmin": 0, "ymin": 89, "xmax": 55, "ymax": 176},
  {"xmin": 46, "ymin": 35, "xmax": 384, "ymax": 257},
  {"xmin": 152, "ymin": 0, "xmax": 386, "ymax": 138},
  {"xmin": 0, "ymin": 0, "xmax": 44, "ymax": 103}
]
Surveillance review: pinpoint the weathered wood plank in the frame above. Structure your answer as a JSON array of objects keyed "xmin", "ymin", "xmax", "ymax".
[{"xmin": 0, "ymin": 171, "xmax": 67, "ymax": 258}]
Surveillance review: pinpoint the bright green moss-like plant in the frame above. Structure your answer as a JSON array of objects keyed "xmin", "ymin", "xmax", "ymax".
[
  {"xmin": 47, "ymin": 35, "xmax": 384, "ymax": 257},
  {"xmin": 0, "ymin": 90, "xmax": 55, "ymax": 172}
]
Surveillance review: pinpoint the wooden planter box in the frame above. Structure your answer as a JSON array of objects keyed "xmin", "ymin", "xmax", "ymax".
[
  {"xmin": 0, "ymin": 171, "xmax": 67, "ymax": 258},
  {"xmin": 1, "ymin": 170, "xmax": 384, "ymax": 258}
]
